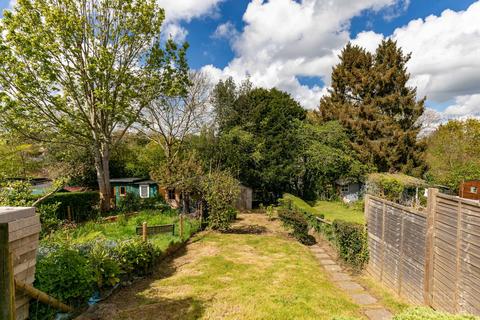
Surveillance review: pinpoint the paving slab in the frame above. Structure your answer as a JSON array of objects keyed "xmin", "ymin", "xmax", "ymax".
[
  {"xmin": 351, "ymin": 293, "xmax": 378, "ymax": 305},
  {"xmin": 324, "ymin": 264, "xmax": 342, "ymax": 272},
  {"xmin": 364, "ymin": 309, "xmax": 393, "ymax": 320},
  {"xmin": 331, "ymin": 272, "xmax": 352, "ymax": 281},
  {"xmin": 337, "ymin": 281, "xmax": 364, "ymax": 292},
  {"xmin": 315, "ymin": 253, "xmax": 330, "ymax": 259},
  {"xmin": 319, "ymin": 259, "xmax": 336, "ymax": 265}
]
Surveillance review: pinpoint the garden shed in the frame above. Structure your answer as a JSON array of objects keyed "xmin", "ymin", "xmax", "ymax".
[
  {"xmin": 110, "ymin": 178, "xmax": 158, "ymax": 206},
  {"xmin": 459, "ymin": 180, "xmax": 480, "ymax": 201},
  {"xmin": 335, "ymin": 178, "xmax": 362, "ymax": 203}
]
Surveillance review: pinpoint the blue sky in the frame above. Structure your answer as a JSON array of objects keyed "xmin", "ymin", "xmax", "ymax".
[{"xmin": 2, "ymin": 0, "xmax": 479, "ymax": 118}]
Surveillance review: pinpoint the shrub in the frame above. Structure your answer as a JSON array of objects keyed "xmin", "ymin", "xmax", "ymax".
[
  {"xmin": 87, "ymin": 241, "xmax": 121, "ymax": 289},
  {"xmin": 41, "ymin": 191, "xmax": 100, "ymax": 222},
  {"xmin": 37, "ymin": 203, "xmax": 63, "ymax": 236},
  {"xmin": 201, "ymin": 171, "xmax": 240, "ymax": 231},
  {"xmin": 332, "ymin": 220, "xmax": 369, "ymax": 270},
  {"xmin": 114, "ymin": 239, "xmax": 160, "ymax": 276},
  {"xmin": 278, "ymin": 207, "xmax": 316, "ymax": 245},
  {"xmin": 394, "ymin": 307, "xmax": 478, "ymax": 320},
  {"xmin": 31, "ymin": 245, "xmax": 95, "ymax": 319}
]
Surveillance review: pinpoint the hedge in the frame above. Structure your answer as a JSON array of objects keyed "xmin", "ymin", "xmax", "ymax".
[
  {"xmin": 393, "ymin": 307, "xmax": 479, "ymax": 320},
  {"xmin": 40, "ymin": 192, "xmax": 100, "ymax": 222}
]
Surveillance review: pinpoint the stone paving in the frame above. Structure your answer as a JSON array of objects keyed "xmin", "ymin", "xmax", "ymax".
[{"xmin": 309, "ymin": 243, "xmax": 393, "ymax": 320}]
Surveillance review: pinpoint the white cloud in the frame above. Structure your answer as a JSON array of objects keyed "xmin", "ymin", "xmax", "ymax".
[
  {"xmin": 212, "ymin": 21, "xmax": 239, "ymax": 41},
  {"xmin": 157, "ymin": 0, "xmax": 223, "ymax": 43},
  {"xmin": 202, "ymin": 0, "xmax": 480, "ymax": 119},
  {"xmin": 202, "ymin": 0, "xmax": 404, "ymax": 109}
]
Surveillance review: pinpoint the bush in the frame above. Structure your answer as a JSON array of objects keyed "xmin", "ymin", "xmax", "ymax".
[
  {"xmin": 41, "ymin": 191, "xmax": 100, "ymax": 222},
  {"xmin": 278, "ymin": 206, "xmax": 316, "ymax": 245},
  {"xmin": 114, "ymin": 239, "xmax": 160, "ymax": 276},
  {"xmin": 201, "ymin": 171, "xmax": 240, "ymax": 231},
  {"xmin": 332, "ymin": 220, "xmax": 369, "ymax": 270},
  {"xmin": 37, "ymin": 203, "xmax": 63, "ymax": 236},
  {"xmin": 31, "ymin": 245, "xmax": 95, "ymax": 319},
  {"xmin": 117, "ymin": 192, "xmax": 168, "ymax": 213},
  {"xmin": 394, "ymin": 307, "xmax": 478, "ymax": 320},
  {"xmin": 87, "ymin": 241, "xmax": 121, "ymax": 289}
]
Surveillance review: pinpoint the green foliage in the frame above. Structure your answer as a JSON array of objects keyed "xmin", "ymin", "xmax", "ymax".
[
  {"xmin": 0, "ymin": 180, "xmax": 33, "ymax": 206},
  {"xmin": 88, "ymin": 242, "xmax": 122, "ymax": 288},
  {"xmin": 319, "ymin": 40, "xmax": 425, "ymax": 175},
  {"xmin": 332, "ymin": 220, "xmax": 369, "ymax": 270},
  {"xmin": 115, "ymin": 239, "xmax": 160, "ymax": 276},
  {"xmin": 40, "ymin": 191, "xmax": 100, "ymax": 222},
  {"xmin": 394, "ymin": 307, "xmax": 479, "ymax": 320},
  {"xmin": 426, "ymin": 119, "xmax": 480, "ymax": 191},
  {"xmin": 37, "ymin": 203, "xmax": 62, "ymax": 236},
  {"xmin": 32, "ymin": 245, "xmax": 95, "ymax": 318},
  {"xmin": 201, "ymin": 171, "xmax": 240, "ymax": 230},
  {"xmin": 278, "ymin": 200, "xmax": 316, "ymax": 245}
]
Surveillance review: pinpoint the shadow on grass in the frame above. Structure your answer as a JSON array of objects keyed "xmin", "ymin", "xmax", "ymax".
[
  {"xmin": 223, "ymin": 224, "xmax": 267, "ymax": 234},
  {"xmin": 87, "ymin": 244, "xmax": 206, "ymax": 320}
]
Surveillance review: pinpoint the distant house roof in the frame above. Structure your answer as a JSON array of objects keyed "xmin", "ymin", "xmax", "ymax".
[{"xmin": 133, "ymin": 179, "xmax": 157, "ymax": 185}]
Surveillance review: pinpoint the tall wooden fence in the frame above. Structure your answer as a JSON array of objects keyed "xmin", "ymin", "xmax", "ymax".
[{"xmin": 365, "ymin": 190, "xmax": 480, "ymax": 315}]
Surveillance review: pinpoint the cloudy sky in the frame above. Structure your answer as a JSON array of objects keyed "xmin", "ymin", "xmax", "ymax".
[{"xmin": 2, "ymin": 0, "xmax": 480, "ymax": 119}]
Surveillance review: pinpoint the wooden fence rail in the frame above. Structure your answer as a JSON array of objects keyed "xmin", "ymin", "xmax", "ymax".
[{"xmin": 365, "ymin": 190, "xmax": 480, "ymax": 315}]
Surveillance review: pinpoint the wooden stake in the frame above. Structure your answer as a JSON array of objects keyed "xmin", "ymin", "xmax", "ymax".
[
  {"xmin": 67, "ymin": 206, "xmax": 72, "ymax": 221},
  {"xmin": 0, "ymin": 223, "xmax": 15, "ymax": 320},
  {"xmin": 15, "ymin": 278, "xmax": 74, "ymax": 313},
  {"xmin": 180, "ymin": 214, "xmax": 184, "ymax": 239},
  {"xmin": 142, "ymin": 222, "xmax": 147, "ymax": 242}
]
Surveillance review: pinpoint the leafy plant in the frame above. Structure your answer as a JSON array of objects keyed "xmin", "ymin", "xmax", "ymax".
[
  {"xmin": 88, "ymin": 242, "xmax": 121, "ymax": 288},
  {"xmin": 37, "ymin": 203, "xmax": 62, "ymax": 236},
  {"xmin": 393, "ymin": 307, "xmax": 478, "ymax": 320},
  {"xmin": 31, "ymin": 245, "xmax": 95, "ymax": 319},
  {"xmin": 114, "ymin": 239, "xmax": 160, "ymax": 276},
  {"xmin": 332, "ymin": 220, "xmax": 369, "ymax": 270},
  {"xmin": 201, "ymin": 171, "xmax": 240, "ymax": 231}
]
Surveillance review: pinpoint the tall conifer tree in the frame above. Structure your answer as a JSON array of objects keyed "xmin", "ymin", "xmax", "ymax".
[{"xmin": 319, "ymin": 39, "xmax": 425, "ymax": 174}]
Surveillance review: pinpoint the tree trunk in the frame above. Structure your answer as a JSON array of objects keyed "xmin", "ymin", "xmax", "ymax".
[{"xmin": 93, "ymin": 143, "xmax": 112, "ymax": 212}]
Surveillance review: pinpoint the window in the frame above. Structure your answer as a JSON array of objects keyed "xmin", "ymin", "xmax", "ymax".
[
  {"xmin": 340, "ymin": 185, "xmax": 349, "ymax": 193},
  {"xmin": 139, "ymin": 185, "xmax": 149, "ymax": 198},
  {"xmin": 119, "ymin": 186, "xmax": 126, "ymax": 196},
  {"xmin": 470, "ymin": 186, "xmax": 478, "ymax": 194},
  {"xmin": 168, "ymin": 189, "xmax": 175, "ymax": 200}
]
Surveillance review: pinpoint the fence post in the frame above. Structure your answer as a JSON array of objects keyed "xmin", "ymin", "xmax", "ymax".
[
  {"xmin": 380, "ymin": 201, "xmax": 386, "ymax": 282},
  {"xmin": 142, "ymin": 222, "xmax": 148, "ymax": 242},
  {"xmin": 67, "ymin": 206, "xmax": 72, "ymax": 221},
  {"xmin": 424, "ymin": 188, "xmax": 438, "ymax": 306},
  {"xmin": 0, "ymin": 223, "xmax": 15, "ymax": 320},
  {"xmin": 180, "ymin": 214, "xmax": 184, "ymax": 240},
  {"xmin": 454, "ymin": 199, "xmax": 463, "ymax": 313}
]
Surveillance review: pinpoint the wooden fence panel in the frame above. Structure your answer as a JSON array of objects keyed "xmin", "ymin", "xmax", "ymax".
[{"xmin": 366, "ymin": 192, "xmax": 480, "ymax": 315}]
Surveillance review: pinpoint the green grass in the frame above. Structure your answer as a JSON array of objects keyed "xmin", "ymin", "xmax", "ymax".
[
  {"xmin": 46, "ymin": 209, "xmax": 200, "ymax": 249},
  {"xmin": 110, "ymin": 219, "xmax": 364, "ymax": 319},
  {"xmin": 282, "ymin": 193, "xmax": 365, "ymax": 224}
]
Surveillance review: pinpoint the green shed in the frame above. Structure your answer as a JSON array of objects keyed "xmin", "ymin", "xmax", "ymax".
[{"xmin": 110, "ymin": 178, "xmax": 159, "ymax": 206}]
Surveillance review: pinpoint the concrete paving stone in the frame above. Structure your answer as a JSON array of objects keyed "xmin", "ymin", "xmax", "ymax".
[
  {"xmin": 351, "ymin": 293, "xmax": 378, "ymax": 305},
  {"xmin": 324, "ymin": 264, "xmax": 342, "ymax": 272},
  {"xmin": 319, "ymin": 259, "xmax": 336, "ymax": 265},
  {"xmin": 364, "ymin": 309, "xmax": 393, "ymax": 320},
  {"xmin": 315, "ymin": 253, "xmax": 330, "ymax": 259},
  {"xmin": 337, "ymin": 281, "xmax": 364, "ymax": 292},
  {"xmin": 331, "ymin": 272, "xmax": 352, "ymax": 281}
]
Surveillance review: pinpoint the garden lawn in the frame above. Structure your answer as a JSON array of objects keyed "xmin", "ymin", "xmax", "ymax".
[
  {"xmin": 100, "ymin": 213, "xmax": 364, "ymax": 320},
  {"xmin": 46, "ymin": 210, "xmax": 200, "ymax": 249},
  {"xmin": 283, "ymin": 193, "xmax": 365, "ymax": 224}
]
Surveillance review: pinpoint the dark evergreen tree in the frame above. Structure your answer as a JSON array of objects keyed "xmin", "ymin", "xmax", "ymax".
[{"xmin": 319, "ymin": 39, "xmax": 425, "ymax": 175}]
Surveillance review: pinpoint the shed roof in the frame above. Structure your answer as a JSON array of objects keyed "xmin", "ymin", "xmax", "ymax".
[
  {"xmin": 133, "ymin": 179, "xmax": 157, "ymax": 185},
  {"xmin": 110, "ymin": 178, "xmax": 148, "ymax": 183}
]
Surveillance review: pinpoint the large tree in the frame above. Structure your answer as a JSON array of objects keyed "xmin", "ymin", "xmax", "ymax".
[
  {"xmin": 319, "ymin": 40, "xmax": 425, "ymax": 175},
  {"xmin": 426, "ymin": 119, "xmax": 480, "ymax": 191},
  {"xmin": 0, "ymin": 0, "xmax": 189, "ymax": 210}
]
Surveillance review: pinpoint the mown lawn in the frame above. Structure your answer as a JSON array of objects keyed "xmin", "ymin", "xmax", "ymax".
[
  {"xmin": 283, "ymin": 193, "xmax": 365, "ymax": 224},
  {"xmin": 103, "ymin": 213, "xmax": 364, "ymax": 320}
]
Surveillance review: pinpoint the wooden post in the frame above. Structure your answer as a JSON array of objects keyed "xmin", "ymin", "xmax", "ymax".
[
  {"xmin": 15, "ymin": 278, "xmax": 74, "ymax": 313},
  {"xmin": 67, "ymin": 206, "xmax": 72, "ymax": 221},
  {"xmin": 380, "ymin": 201, "xmax": 386, "ymax": 282},
  {"xmin": 0, "ymin": 223, "xmax": 15, "ymax": 320},
  {"xmin": 142, "ymin": 222, "xmax": 147, "ymax": 242},
  {"xmin": 454, "ymin": 199, "xmax": 463, "ymax": 313},
  {"xmin": 424, "ymin": 188, "xmax": 439, "ymax": 306},
  {"xmin": 180, "ymin": 214, "xmax": 184, "ymax": 240}
]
